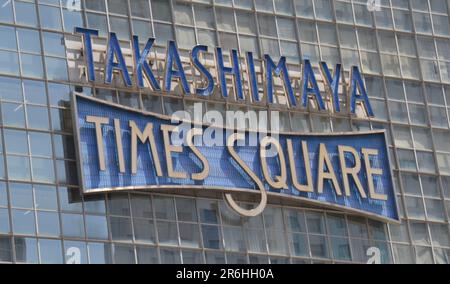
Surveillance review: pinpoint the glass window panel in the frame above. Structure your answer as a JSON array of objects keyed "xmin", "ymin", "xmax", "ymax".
[
  {"xmin": 194, "ymin": 5, "xmax": 214, "ymax": 29},
  {"xmin": 64, "ymin": 241, "xmax": 88, "ymax": 264},
  {"xmin": 10, "ymin": 183, "xmax": 33, "ymax": 209},
  {"xmin": 113, "ymin": 244, "xmax": 135, "ymax": 264},
  {"xmin": 258, "ymin": 14, "xmax": 277, "ymax": 37},
  {"xmin": 389, "ymin": 222, "xmax": 410, "ymax": 243},
  {"xmin": 0, "ymin": 50, "xmax": 19, "ymax": 75},
  {"xmin": 43, "ymin": 32, "xmax": 66, "ymax": 57},
  {"xmin": 205, "ymin": 252, "xmax": 226, "ymax": 264},
  {"xmin": 309, "ymin": 235, "xmax": 329, "ymax": 258},
  {"xmin": 108, "ymin": 0, "xmax": 128, "ymax": 15},
  {"xmin": 306, "ymin": 212, "xmax": 326, "ymax": 234},
  {"xmin": 130, "ymin": 194, "xmax": 152, "ymax": 219},
  {"xmin": 15, "ymin": 237, "xmax": 38, "ymax": 264},
  {"xmin": 27, "ymin": 105, "xmax": 50, "ymax": 130},
  {"xmin": 236, "ymin": 11, "xmax": 256, "ymax": 35},
  {"xmin": 411, "ymin": 222, "xmax": 430, "ymax": 245},
  {"xmin": 202, "ymin": 225, "xmax": 222, "ymax": 249},
  {"xmin": 86, "ymin": 13, "xmax": 108, "ymax": 37},
  {"xmin": 39, "ymin": 5, "xmax": 62, "ymax": 30},
  {"xmin": 62, "ymin": 213, "xmax": 85, "ymax": 238},
  {"xmin": 434, "ymin": 248, "xmax": 450, "ymax": 264},
  {"xmin": 335, "ymin": 1, "xmax": 353, "ymax": 24},
  {"xmin": 327, "ymin": 214, "xmax": 347, "ymax": 237},
  {"xmin": 416, "ymin": 151, "xmax": 436, "ymax": 174},
  {"xmin": 157, "ymin": 221, "xmax": 178, "ymax": 246},
  {"xmin": 226, "ymin": 252, "xmax": 248, "ymax": 264},
  {"xmin": 154, "ymin": 196, "xmax": 175, "ymax": 220},
  {"xmin": 110, "ymin": 16, "xmax": 130, "ymax": 40},
  {"xmin": 63, "ymin": 8, "xmax": 83, "ymax": 32},
  {"xmin": 0, "ymin": 0, "xmax": 13, "ymax": 23},
  {"xmin": 0, "ymin": 76, "xmax": 22, "ymax": 101},
  {"xmin": 315, "ymin": 0, "xmax": 333, "ymax": 21},
  {"xmin": 154, "ymin": 23, "xmax": 174, "ymax": 44},
  {"xmin": 393, "ymin": 244, "xmax": 415, "ymax": 264},
  {"xmin": 23, "ymin": 80, "xmax": 46, "ymax": 105},
  {"xmin": 83, "ymin": 195, "xmax": 106, "ymax": 214},
  {"xmin": 348, "ymin": 217, "xmax": 368, "ymax": 239},
  {"xmin": 175, "ymin": 26, "xmax": 195, "ymax": 49},
  {"xmin": 39, "ymin": 239, "xmax": 63, "ymax": 264},
  {"xmin": 85, "ymin": 215, "xmax": 108, "ymax": 240},
  {"xmin": 87, "ymin": 242, "xmax": 112, "ymax": 264},
  {"xmin": 223, "ymin": 226, "xmax": 245, "ymax": 252},
  {"xmin": 354, "ymin": 3, "xmax": 373, "ymax": 26},
  {"xmin": 179, "ymin": 223, "xmax": 201, "ymax": 248},
  {"xmin": 0, "ymin": 183, "xmax": 7, "ymax": 208},
  {"xmin": 131, "ymin": 218, "xmax": 154, "ymax": 246},
  {"xmin": 408, "ymin": 104, "xmax": 427, "ymax": 125},
  {"xmin": 7, "ymin": 156, "xmax": 31, "ymax": 181},
  {"xmin": 37, "ymin": 211, "xmax": 60, "ymax": 237},
  {"xmin": 425, "ymin": 199, "xmax": 446, "ymax": 221},
  {"xmin": 330, "ymin": 237, "xmax": 351, "ymax": 261},
  {"xmin": 130, "ymin": 0, "xmax": 150, "ymax": 18},
  {"xmin": 415, "ymin": 246, "xmax": 434, "ymax": 264},
  {"xmin": 151, "ymin": 0, "xmax": 171, "ymax": 22},
  {"xmin": 58, "ymin": 187, "xmax": 82, "ymax": 213},
  {"xmin": 45, "ymin": 57, "xmax": 68, "ymax": 81},
  {"xmin": 267, "ymin": 230, "xmax": 288, "ymax": 254},
  {"xmin": 34, "ymin": 185, "xmax": 57, "ymax": 211},
  {"xmin": 110, "ymin": 216, "xmax": 133, "ymax": 242},
  {"xmin": 15, "ymin": 1, "xmax": 38, "ymax": 26},
  {"xmin": 12, "ymin": 209, "xmax": 35, "ymax": 235},
  {"xmin": 29, "ymin": 132, "xmax": 52, "ymax": 157},
  {"xmin": 173, "ymin": 2, "xmax": 193, "ymax": 25},
  {"xmin": 0, "ymin": 25, "xmax": 16, "ymax": 50},
  {"xmin": 160, "ymin": 248, "xmax": 181, "ymax": 264},
  {"xmin": 0, "ymin": 208, "xmax": 10, "ymax": 234},
  {"xmin": 430, "ymin": 223, "xmax": 450, "ymax": 247},
  {"xmin": 176, "ymin": 198, "xmax": 197, "ymax": 222},
  {"xmin": 197, "ymin": 199, "xmax": 219, "ymax": 224},
  {"xmin": 216, "ymin": 8, "xmax": 236, "ymax": 32},
  {"xmin": 406, "ymin": 196, "xmax": 426, "ymax": 219},
  {"xmin": 136, "ymin": 246, "xmax": 158, "ymax": 264},
  {"xmin": 108, "ymin": 193, "xmax": 130, "ymax": 216}
]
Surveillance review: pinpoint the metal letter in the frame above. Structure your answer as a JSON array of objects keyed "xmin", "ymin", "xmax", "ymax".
[
  {"xmin": 186, "ymin": 128, "xmax": 210, "ymax": 181},
  {"xmin": 265, "ymin": 55, "xmax": 297, "ymax": 107},
  {"xmin": 320, "ymin": 61, "xmax": 342, "ymax": 113},
  {"xmin": 86, "ymin": 116, "xmax": 109, "ymax": 171},
  {"xmin": 215, "ymin": 47, "xmax": 244, "ymax": 100},
  {"xmin": 287, "ymin": 140, "xmax": 314, "ymax": 193},
  {"xmin": 349, "ymin": 66, "xmax": 375, "ymax": 117},
  {"xmin": 338, "ymin": 145, "xmax": 367, "ymax": 198},
  {"xmin": 260, "ymin": 136, "xmax": 288, "ymax": 190},
  {"xmin": 191, "ymin": 45, "xmax": 215, "ymax": 97},
  {"xmin": 302, "ymin": 59, "xmax": 326, "ymax": 110},
  {"xmin": 114, "ymin": 119, "xmax": 125, "ymax": 173},
  {"xmin": 130, "ymin": 121, "xmax": 163, "ymax": 176},
  {"xmin": 226, "ymin": 133, "xmax": 267, "ymax": 217},
  {"xmin": 164, "ymin": 41, "xmax": 190, "ymax": 94},
  {"xmin": 317, "ymin": 143, "xmax": 342, "ymax": 196},
  {"xmin": 74, "ymin": 27, "xmax": 98, "ymax": 82},
  {"xmin": 132, "ymin": 36, "xmax": 161, "ymax": 90},
  {"xmin": 161, "ymin": 125, "xmax": 188, "ymax": 179},
  {"xmin": 105, "ymin": 32, "xmax": 132, "ymax": 87},
  {"xmin": 246, "ymin": 52, "xmax": 260, "ymax": 102},
  {"xmin": 362, "ymin": 148, "xmax": 387, "ymax": 201}
]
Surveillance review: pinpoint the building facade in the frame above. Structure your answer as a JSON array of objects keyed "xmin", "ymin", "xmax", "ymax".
[{"xmin": 0, "ymin": 0, "xmax": 449, "ymax": 264}]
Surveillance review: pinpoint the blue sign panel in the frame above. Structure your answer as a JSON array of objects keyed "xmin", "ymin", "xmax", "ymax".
[{"xmin": 73, "ymin": 95, "xmax": 399, "ymax": 221}]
